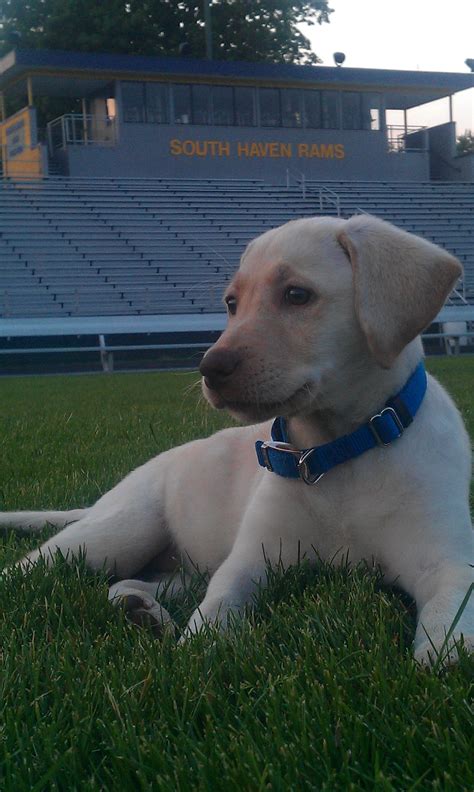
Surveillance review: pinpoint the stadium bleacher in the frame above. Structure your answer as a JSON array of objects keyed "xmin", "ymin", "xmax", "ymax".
[
  {"xmin": 0, "ymin": 176, "xmax": 473, "ymax": 372},
  {"xmin": 0, "ymin": 177, "xmax": 324, "ymax": 319},
  {"xmin": 0, "ymin": 177, "xmax": 473, "ymax": 322}
]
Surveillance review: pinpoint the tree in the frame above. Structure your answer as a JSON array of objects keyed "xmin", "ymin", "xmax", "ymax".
[
  {"xmin": 456, "ymin": 131, "xmax": 474, "ymax": 156},
  {"xmin": 0, "ymin": 0, "xmax": 333, "ymax": 64}
]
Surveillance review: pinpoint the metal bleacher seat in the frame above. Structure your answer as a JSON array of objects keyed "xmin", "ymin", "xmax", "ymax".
[{"xmin": 1, "ymin": 177, "xmax": 473, "ymax": 326}]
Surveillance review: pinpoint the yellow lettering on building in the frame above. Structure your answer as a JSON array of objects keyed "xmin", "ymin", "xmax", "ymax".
[
  {"xmin": 298, "ymin": 142, "xmax": 344, "ymax": 159},
  {"xmin": 237, "ymin": 141, "xmax": 292, "ymax": 158},
  {"xmin": 194, "ymin": 140, "xmax": 207, "ymax": 157},
  {"xmin": 319, "ymin": 144, "xmax": 334, "ymax": 158},
  {"xmin": 170, "ymin": 139, "xmax": 231, "ymax": 157},
  {"xmin": 170, "ymin": 138, "xmax": 344, "ymax": 160}
]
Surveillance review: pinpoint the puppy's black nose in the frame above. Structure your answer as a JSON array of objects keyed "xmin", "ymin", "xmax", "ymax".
[{"xmin": 200, "ymin": 348, "xmax": 240, "ymax": 390}]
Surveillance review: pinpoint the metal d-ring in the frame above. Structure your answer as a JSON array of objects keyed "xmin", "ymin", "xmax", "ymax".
[{"xmin": 297, "ymin": 448, "xmax": 325, "ymax": 485}]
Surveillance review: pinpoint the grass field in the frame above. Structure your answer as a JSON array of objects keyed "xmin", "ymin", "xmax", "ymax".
[{"xmin": 0, "ymin": 358, "xmax": 473, "ymax": 791}]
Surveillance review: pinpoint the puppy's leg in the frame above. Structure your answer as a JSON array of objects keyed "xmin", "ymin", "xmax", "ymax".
[
  {"xmin": 413, "ymin": 560, "xmax": 474, "ymax": 665},
  {"xmin": 5, "ymin": 455, "xmax": 171, "ymax": 579},
  {"xmin": 184, "ymin": 547, "xmax": 267, "ymax": 637},
  {"xmin": 182, "ymin": 481, "xmax": 296, "ymax": 637},
  {"xmin": 182, "ymin": 470, "xmax": 320, "ymax": 639}
]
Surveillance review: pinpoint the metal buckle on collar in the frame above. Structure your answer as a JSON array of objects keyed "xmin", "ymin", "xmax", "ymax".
[
  {"xmin": 369, "ymin": 406, "xmax": 404, "ymax": 447},
  {"xmin": 259, "ymin": 440, "xmax": 300, "ymax": 472},
  {"xmin": 260, "ymin": 441, "xmax": 325, "ymax": 486}
]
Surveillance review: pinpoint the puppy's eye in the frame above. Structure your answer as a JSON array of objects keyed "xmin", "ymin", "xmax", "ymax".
[
  {"xmin": 225, "ymin": 296, "xmax": 237, "ymax": 315},
  {"xmin": 284, "ymin": 286, "xmax": 312, "ymax": 306}
]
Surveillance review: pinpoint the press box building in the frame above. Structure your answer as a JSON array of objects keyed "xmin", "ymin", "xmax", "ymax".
[{"xmin": 0, "ymin": 48, "xmax": 473, "ymax": 182}]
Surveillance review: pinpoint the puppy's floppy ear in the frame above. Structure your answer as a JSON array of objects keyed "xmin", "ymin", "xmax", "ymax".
[{"xmin": 338, "ymin": 214, "xmax": 462, "ymax": 368}]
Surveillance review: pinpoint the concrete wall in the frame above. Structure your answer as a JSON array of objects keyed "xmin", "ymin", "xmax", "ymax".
[
  {"xmin": 62, "ymin": 122, "xmax": 429, "ymax": 182},
  {"xmin": 454, "ymin": 153, "xmax": 474, "ymax": 181},
  {"xmin": 427, "ymin": 122, "xmax": 459, "ymax": 180}
]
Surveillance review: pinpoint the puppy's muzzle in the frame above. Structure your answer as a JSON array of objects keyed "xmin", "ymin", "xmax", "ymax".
[{"xmin": 200, "ymin": 348, "xmax": 240, "ymax": 391}]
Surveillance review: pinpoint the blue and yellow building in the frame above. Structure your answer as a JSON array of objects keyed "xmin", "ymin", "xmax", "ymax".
[{"xmin": 0, "ymin": 47, "xmax": 473, "ymax": 181}]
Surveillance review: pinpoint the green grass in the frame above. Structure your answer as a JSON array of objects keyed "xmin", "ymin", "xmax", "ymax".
[{"xmin": 0, "ymin": 359, "xmax": 473, "ymax": 791}]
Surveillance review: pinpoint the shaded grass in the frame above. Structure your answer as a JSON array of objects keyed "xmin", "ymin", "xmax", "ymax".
[{"xmin": 0, "ymin": 358, "xmax": 473, "ymax": 790}]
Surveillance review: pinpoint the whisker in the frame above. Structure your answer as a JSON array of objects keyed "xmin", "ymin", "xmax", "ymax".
[{"xmin": 183, "ymin": 379, "xmax": 202, "ymax": 397}]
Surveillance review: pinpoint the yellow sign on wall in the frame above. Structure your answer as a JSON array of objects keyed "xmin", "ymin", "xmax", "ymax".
[
  {"xmin": 170, "ymin": 138, "xmax": 345, "ymax": 160},
  {"xmin": 0, "ymin": 107, "xmax": 45, "ymax": 179}
]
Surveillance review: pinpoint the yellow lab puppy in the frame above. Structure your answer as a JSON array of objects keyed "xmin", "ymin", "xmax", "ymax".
[{"xmin": 2, "ymin": 215, "xmax": 473, "ymax": 665}]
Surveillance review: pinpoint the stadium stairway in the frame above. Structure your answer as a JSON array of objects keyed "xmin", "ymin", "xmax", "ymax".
[{"xmin": 0, "ymin": 177, "xmax": 473, "ymax": 320}]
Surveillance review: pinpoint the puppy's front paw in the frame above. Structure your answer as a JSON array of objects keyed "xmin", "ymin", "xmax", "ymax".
[{"xmin": 111, "ymin": 587, "xmax": 176, "ymax": 639}]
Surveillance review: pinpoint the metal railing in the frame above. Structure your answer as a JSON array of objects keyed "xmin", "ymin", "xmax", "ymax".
[
  {"xmin": 47, "ymin": 114, "xmax": 116, "ymax": 152},
  {"xmin": 447, "ymin": 286, "xmax": 468, "ymax": 305},
  {"xmin": 0, "ymin": 336, "xmax": 214, "ymax": 373},
  {"xmin": 285, "ymin": 167, "xmax": 307, "ymax": 199},
  {"xmin": 286, "ymin": 172, "xmax": 342, "ymax": 216},
  {"xmin": 317, "ymin": 185, "xmax": 341, "ymax": 216},
  {"xmin": 387, "ymin": 125, "xmax": 427, "ymax": 152},
  {"xmin": 1, "ymin": 327, "xmax": 473, "ymax": 374}
]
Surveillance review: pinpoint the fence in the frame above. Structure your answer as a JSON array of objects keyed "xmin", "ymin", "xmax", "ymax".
[{"xmin": 47, "ymin": 114, "xmax": 116, "ymax": 152}]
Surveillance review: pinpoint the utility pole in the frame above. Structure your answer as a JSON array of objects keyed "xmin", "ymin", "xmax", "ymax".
[{"xmin": 203, "ymin": 0, "xmax": 213, "ymax": 60}]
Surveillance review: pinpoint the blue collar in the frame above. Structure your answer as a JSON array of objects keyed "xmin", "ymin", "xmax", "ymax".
[{"xmin": 255, "ymin": 362, "xmax": 427, "ymax": 485}]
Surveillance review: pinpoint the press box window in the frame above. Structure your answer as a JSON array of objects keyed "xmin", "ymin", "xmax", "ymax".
[
  {"xmin": 192, "ymin": 85, "xmax": 211, "ymax": 125},
  {"xmin": 234, "ymin": 87, "xmax": 256, "ymax": 126},
  {"xmin": 342, "ymin": 92, "xmax": 362, "ymax": 130},
  {"xmin": 303, "ymin": 90, "xmax": 321, "ymax": 128},
  {"xmin": 259, "ymin": 88, "xmax": 281, "ymax": 127},
  {"xmin": 173, "ymin": 85, "xmax": 192, "ymax": 124},
  {"xmin": 122, "ymin": 82, "xmax": 146, "ymax": 123},
  {"xmin": 281, "ymin": 89, "xmax": 302, "ymax": 128},
  {"xmin": 322, "ymin": 91, "xmax": 339, "ymax": 129},
  {"xmin": 145, "ymin": 84, "xmax": 169, "ymax": 124},
  {"xmin": 211, "ymin": 86, "xmax": 234, "ymax": 125}
]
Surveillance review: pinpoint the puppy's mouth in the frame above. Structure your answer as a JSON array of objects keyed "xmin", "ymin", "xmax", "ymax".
[{"xmin": 204, "ymin": 381, "xmax": 314, "ymax": 421}]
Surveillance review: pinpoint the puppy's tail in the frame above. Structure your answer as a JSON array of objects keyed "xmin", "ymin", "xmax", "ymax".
[{"xmin": 0, "ymin": 509, "xmax": 88, "ymax": 533}]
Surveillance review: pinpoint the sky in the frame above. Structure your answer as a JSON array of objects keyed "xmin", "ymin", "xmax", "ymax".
[{"xmin": 300, "ymin": 0, "xmax": 474, "ymax": 135}]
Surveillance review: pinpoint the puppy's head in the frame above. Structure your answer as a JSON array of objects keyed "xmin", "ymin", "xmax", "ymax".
[{"xmin": 200, "ymin": 215, "xmax": 461, "ymax": 422}]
